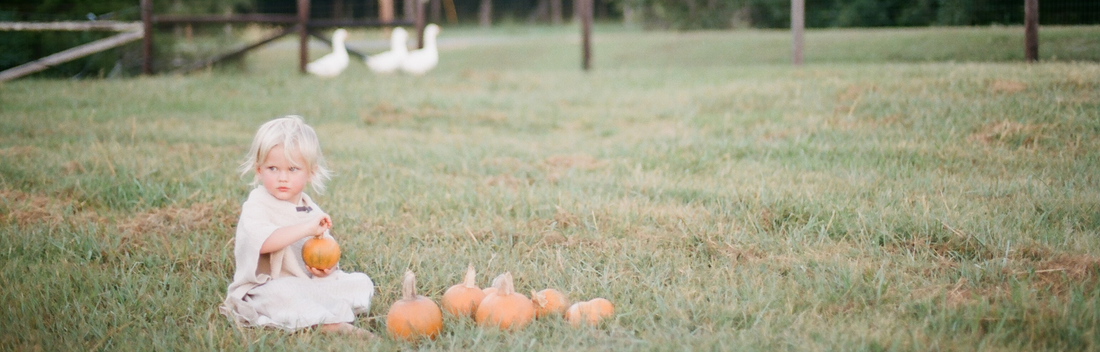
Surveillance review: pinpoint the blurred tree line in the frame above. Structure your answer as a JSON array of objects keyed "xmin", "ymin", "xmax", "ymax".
[
  {"xmin": 623, "ymin": 0, "xmax": 1100, "ymax": 30},
  {"xmin": 2, "ymin": 0, "xmax": 1098, "ymax": 77}
]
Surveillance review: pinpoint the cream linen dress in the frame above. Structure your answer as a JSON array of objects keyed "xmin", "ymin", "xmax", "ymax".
[{"xmin": 220, "ymin": 187, "xmax": 374, "ymax": 331}]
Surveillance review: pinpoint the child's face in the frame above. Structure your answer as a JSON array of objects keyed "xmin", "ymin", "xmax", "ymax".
[{"xmin": 256, "ymin": 144, "xmax": 311, "ymax": 203}]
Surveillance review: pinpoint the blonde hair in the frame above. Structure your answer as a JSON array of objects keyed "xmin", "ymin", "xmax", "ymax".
[{"xmin": 238, "ymin": 115, "xmax": 332, "ymax": 194}]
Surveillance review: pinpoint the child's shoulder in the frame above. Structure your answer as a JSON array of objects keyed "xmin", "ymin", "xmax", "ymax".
[{"xmin": 243, "ymin": 187, "xmax": 268, "ymax": 202}]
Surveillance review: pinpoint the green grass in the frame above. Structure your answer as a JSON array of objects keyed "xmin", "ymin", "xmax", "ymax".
[{"xmin": 2, "ymin": 24, "xmax": 1099, "ymax": 351}]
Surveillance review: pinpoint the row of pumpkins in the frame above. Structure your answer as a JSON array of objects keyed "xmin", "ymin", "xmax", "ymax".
[
  {"xmin": 302, "ymin": 237, "xmax": 614, "ymax": 341},
  {"xmin": 388, "ymin": 268, "xmax": 615, "ymax": 341}
]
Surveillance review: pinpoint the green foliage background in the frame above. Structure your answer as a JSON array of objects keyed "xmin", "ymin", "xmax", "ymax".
[
  {"xmin": 2, "ymin": 0, "xmax": 1099, "ymax": 77},
  {"xmin": 623, "ymin": 0, "xmax": 1100, "ymax": 30}
]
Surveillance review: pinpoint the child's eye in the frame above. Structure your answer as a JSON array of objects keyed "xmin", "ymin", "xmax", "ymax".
[
  {"xmin": 267, "ymin": 166, "xmax": 278, "ymax": 171},
  {"xmin": 289, "ymin": 167, "xmax": 300, "ymax": 172}
]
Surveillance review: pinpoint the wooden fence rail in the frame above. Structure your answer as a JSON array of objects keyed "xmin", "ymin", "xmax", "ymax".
[
  {"xmin": 140, "ymin": 0, "xmax": 424, "ymax": 75},
  {"xmin": 0, "ymin": 29, "xmax": 144, "ymax": 82},
  {"xmin": 0, "ymin": 21, "xmax": 141, "ymax": 32}
]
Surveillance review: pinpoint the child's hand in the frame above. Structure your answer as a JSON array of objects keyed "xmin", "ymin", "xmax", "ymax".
[
  {"xmin": 308, "ymin": 266, "xmax": 332, "ymax": 277},
  {"xmin": 311, "ymin": 214, "xmax": 332, "ymax": 237}
]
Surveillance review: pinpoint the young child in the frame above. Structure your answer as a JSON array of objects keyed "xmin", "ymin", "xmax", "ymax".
[{"xmin": 221, "ymin": 115, "xmax": 374, "ymax": 336}]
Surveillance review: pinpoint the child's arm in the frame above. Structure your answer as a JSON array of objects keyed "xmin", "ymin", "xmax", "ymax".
[{"xmin": 259, "ymin": 213, "xmax": 332, "ymax": 254}]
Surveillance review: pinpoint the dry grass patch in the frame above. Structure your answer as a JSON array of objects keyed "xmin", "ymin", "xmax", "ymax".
[
  {"xmin": 1, "ymin": 188, "xmax": 104, "ymax": 228},
  {"xmin": 117, "ymin": 201, "xmax": 235, "ymax": 235},
  {"xmin": 969, "ymin": 120, "xmax": 1046, "ymax": 148},
  {"xmin": 2, "ymin": 188, "xmax": 65, "ymax": 226},
  {"xmin": 551, "ymin": 206, "xmax": 580, "ymax": 228},
  {"xmin": 539, "ymin": 154, "xmax": 606, "ymax": 183},
  {"xmin": 479, "ymin": 156, "xmax": 526, "ymax": 171},
  {"xmin": 115, "ymin": 202, "xmax": 236, "ymax": 256},
  {"xmin": 484, "ymin": 174, "xmax": 526, "ymax": 189},
  {"xmin": 359, "ymin": 102, "xmax": 412, "ymax": 125},
  {"xmin": 989, "ymin": 79, "xmax": 1028, "ymax": 94},
  {"xmin": 0, "ymin": 145, "xmax": 37, "ymax": 158},
  {"xmin": 1028, "ymin": 254, "xmax": 1100, "ymax": 296}
]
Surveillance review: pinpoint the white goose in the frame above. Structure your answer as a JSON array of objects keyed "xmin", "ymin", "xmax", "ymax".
[
  {"xmin": 366, "ymin": 27, "xmax": 409, "ymax": 74},
  {"xmin": 306, "ymin": 28, "xmax": 349, "ymax": 77},
  {"xmin": 400, "ymin": 24, "xmax": 440, "ymax": 76}
]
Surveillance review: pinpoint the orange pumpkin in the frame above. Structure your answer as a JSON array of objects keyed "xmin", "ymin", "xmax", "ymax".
[
  {"xmin": 565, "ymin": 298, "xmax": 614, "ymax": 326},
  {"xmin": 474, "ymin": 272, "xmax": 535, "ymax": 330},
  {"xmin": 441, "ymin": 265, "xmax": 486, "ymax": 318},
  {"xmin": 301, "ymin": 236, "xmax": 340, "ymax": 270},
  {"xmin": 531, "ymin": 288, "xmax": 569, "ymax": 318},
  {"xmin": 386, "ymin": 271, "xmax": 444, "ymax": 341}
]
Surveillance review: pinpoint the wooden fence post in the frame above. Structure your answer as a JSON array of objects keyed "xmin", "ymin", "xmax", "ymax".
[
  {"xmin": 416, "ymin": 0, "xmax": 427, "ymax": 49},
  {"xmin": 580, "ymin": 0, "xmax": 591, "ymax": 71},
  {"xmin": 791, "ymin": 0, "xmax": 803, "ymax": 66},
  {"xmin": 405, "ymin": 0, "xmax": 416, "ymax": 23},
  {"xmin": 1025, "ymin": 0, "xmax": 1038, "ymax": 62},
  {"xmin": 478, "ymin": 0, "xmax": 492, "ymax": 27},
  {"xmin": 380, "ymin": 0, "xmax": 394, "ymax": 36},
  {"xmin": 141, "ymin": 0, "xmax": 152, "ymax": 74},
  {"xmin": 298, "ymin": 0, "xmax": 310, "ymax": 73}
]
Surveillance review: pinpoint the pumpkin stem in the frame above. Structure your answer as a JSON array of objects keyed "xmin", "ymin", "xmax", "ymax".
[
  {"xmin": 402, "ymin": 270, "xmax": 417, "ymax": 300},
  {"xmin": 463, "ymin": 264, "xmax": 478, "ymax": 288},
  {"xmin": 499, "ymin": 272, "xmax": 514, "ymax": 296},
  {"xmin": 532, "ymin": 290, "xmax": 547, "ymax": 307}
]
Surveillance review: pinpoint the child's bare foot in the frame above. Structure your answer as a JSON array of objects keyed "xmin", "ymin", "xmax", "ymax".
[{"xmin": 321, "ymin": 323, "xmax": 376, "ymax": 339}]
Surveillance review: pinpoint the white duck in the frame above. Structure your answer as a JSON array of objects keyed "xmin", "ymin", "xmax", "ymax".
[
  {"xmin": 306, "ymin": 28, "xmax": 349, "ymax": 77},
  {"xmin": 366, "ymin": 27, "xmax": 409, "ymax": 74},
  {"xmin": 400, "ymin": 24, "xmax": 440, "ymax": 76}
]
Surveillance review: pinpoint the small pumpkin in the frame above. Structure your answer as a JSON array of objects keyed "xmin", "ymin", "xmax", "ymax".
[
  {"xmin": 474, "ymin": 272, "xmax": 535, "ymax": 330},
  {"xmin": 441, "ymin": 264, "xmax": 486, "ymax": 317},
  {"xmin": 386, "ymin": 271, "xmax": 444, "ymax": 341},
  {"xmin": 531, "ymin": 288, "xmax": 569, "ymax": 318},
  {"xmin": 565, "ymin": 298, "xmax": 614, "ymax": 326},
  {"xmin": 301, "ymin": 235, "xmax": 340, "ymax": 270}
]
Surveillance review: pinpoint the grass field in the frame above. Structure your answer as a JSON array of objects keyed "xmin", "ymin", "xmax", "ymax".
[{"xmin": 2, "ymin": 24, "xmax": 1099, "ymax": 350}]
